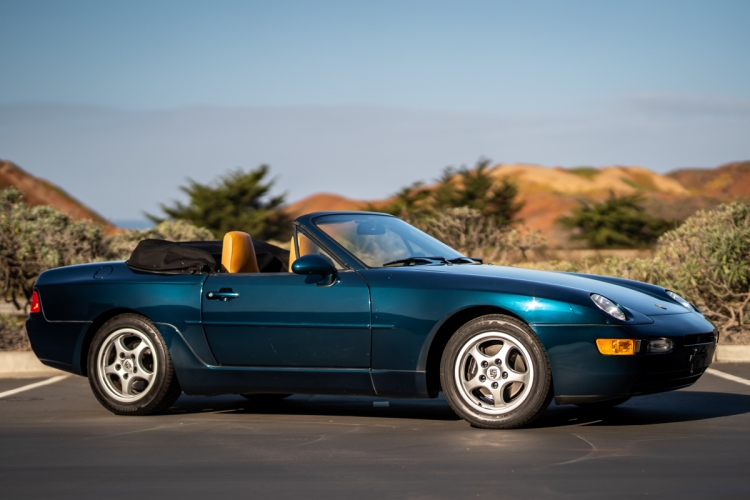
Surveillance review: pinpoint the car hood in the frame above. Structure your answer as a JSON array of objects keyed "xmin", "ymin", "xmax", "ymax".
[{"xmin": 409, "ymin": 263, "xmax": 690, "ymax": 317}]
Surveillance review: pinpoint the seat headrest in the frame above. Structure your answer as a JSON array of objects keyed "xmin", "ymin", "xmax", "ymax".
[
  {"xmin": 288, "ymin": 233, "xmax": 320, "ymax": 272},
  {"xmin": 222, "ymin": 231, "xmax": 260, "ymax": 273}
]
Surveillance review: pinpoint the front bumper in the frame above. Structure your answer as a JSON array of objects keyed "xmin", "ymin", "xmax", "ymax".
[{"xmin": 534, "ymin": 311, "xmax": 717, "ymax": 404}]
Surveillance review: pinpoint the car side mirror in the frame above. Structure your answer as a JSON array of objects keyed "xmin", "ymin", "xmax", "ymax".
[{"xmin": 291, "ymin": 254, "xmax": 337, "ymax": 286}]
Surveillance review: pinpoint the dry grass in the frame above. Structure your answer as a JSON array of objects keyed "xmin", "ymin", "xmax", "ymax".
[{"xmin": 0, "ymin": 314, "xmax": 30, "ymax": 351}]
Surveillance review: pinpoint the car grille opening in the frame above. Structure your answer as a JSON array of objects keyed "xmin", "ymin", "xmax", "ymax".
[
  {"xmin": 683, "ymin": 332, "xmax": 716, "ymax": 346},
  {"xmin": 632, "ymin": 368, "xmax": 705, "ymax": 394}
]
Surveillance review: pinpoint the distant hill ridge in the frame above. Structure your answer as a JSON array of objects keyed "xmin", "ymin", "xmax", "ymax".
[
  {"xmin": 0, "ymin": 159, "xmax": 113, "ymax": 229},
  {"xmin": 488, "ymin": 163, "xmax": 690, "ymax": 195},
  {"xmin": 285, "ymin": 161, "xmax": 750, "ymax": 245},
  {"xmin": 667, "ymin": 161, "xmax": 750, "ymax": 199},
  {"xmin": 286, "ymin": 161, "xmax": 750, "ymax": 218}
]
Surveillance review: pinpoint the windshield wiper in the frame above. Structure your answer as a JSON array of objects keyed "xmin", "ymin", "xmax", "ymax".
[
  {"xmin": 383, "ymin": 256, "xmax": 447, "ymax": 267},
  {"xmin": 447, "ymin": 257, "xmax": 483, "ymax": 265}
]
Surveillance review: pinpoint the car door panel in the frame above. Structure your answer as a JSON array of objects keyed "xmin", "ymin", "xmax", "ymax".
[{"xmin": 202, "ymin": 272, "xmax": 371, "ymax": 368}]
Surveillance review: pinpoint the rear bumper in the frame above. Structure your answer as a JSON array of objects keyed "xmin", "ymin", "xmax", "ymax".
[
  {"xmin": 534, "ymin": 311, "xmax": 717, "ymax": 404},
  {"xmin": 25, "ymin": 313, "xmax": 90, "ymax": 375}
]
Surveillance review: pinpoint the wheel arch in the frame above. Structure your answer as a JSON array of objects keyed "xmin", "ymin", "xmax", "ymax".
[
  {"xmin": 79, "ymin": 308, "xmax": 148, "ymax": 376},
  {"xmin": 423, "ymin": 305, "xmax": 527, "ymax": 398}
]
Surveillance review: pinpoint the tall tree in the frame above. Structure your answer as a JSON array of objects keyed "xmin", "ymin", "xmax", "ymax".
[
  {"xmin": 149, "ymin": 165, "xmax": 291, "ymax": 241},
  {"xmin": 439, "ymin": 159, "xmax": 523, "ymax": 226},
  {"xmin": 558, "ymin": 192, "xmax": 674, "ymax": 248},
  {"xmin": 369, "ymin": 181, "xmax": 431, "ymax": 218},
  {"xmin": 376, "ymin": 159, "xmax": 523, "ymax": 226}
]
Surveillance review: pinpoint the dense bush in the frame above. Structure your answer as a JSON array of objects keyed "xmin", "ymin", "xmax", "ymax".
[
  {"xmin": 0, "ymin": 314, "xmax": 29, "ymax": 351},
  {"xmin": 105, "ymin": 220, "xmax": 214, "ymax": 260},
  {"xmin": 527, "ymin": 202, "xmax": 750, "ymax": 343},
  {"xmin": 656, "ymin": 202, "xmax": 750, "ymax": 342},
  {"xmin": 558, "ymin": 192, "xmax": 674, "ymax": 248},
  {"xmin": 412, "ymin": 207, "xmax": 546, "ymax": 264},
  {"xmin": 0, "ymin": 187, "xmax": 212, "ymax": 311},
  {"xmin": 0, "ymin": 187, "xmax": 105, "ymax": 309}
]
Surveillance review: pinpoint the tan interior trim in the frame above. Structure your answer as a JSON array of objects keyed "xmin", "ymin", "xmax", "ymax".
[
  {"xmin": 221, "ymin": 231, "xmax": 260, "ymax": 273},
  {"xmin": 288, "ymin": 231, "xmax": 321, "ymax": 272}
]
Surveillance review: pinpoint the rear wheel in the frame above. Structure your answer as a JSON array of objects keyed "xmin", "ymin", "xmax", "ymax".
[
  {"xmin": 88, "ymin": 314, "xmax": 181, "ymax": 415},
  {"xmin": 440, "ymin": 315, "xmax": 552, "ymax": 429}
]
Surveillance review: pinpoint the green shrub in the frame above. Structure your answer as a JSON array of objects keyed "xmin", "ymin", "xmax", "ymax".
[
  {"xmin": 529, "ymin": 202, "xmax": 750, "ymax": 343},
  {"xmin": 558, "ymin": 192, "xmax": 674, "ymax": 248},
  {"xmin": 0, "ymin": 314, "xmax": 29, "ymax": 351},
  {"xmin": 0, "ymin": 188, "xmax": 213, "ymax": 311},
  {"xmin": 0, "ymin": 187, "xmax": 105, "ymax": 309},
  {"xmin": 412, "ymin": 207, "xmax": 546, "ymax": 264},
  {"xmin": 567, "ymin": 167, "xmax": 600, "ymax": 180},
  {"xmin": 654, "ymin": 202, "xmax": 750, "ymax": 340},
  {"xmin": 105, "ymin": 220, "xmax": 214, "ymax": 260}
]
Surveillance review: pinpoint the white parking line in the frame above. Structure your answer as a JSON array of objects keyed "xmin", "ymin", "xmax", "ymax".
[
  {"xmin": 706, "ymin": 368, "xmax": 750, "ymax": 388},
  {"xmin": 0, "ymin": 375, "xmax": 69, "ymax": 398}
]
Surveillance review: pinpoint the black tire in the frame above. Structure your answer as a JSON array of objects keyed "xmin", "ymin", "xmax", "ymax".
[
  {"xmin": 575, "ymin": 397, "xmax": 630, "ymax": 410},
  {"xmin": 87, "ymin": 314, "xmax": 182, "ymax": 416},
  {"xmin": 440, "ymin": 314, "xmax": 552, "ymax": 429},
  {"xmin": 240, "ymin": 393, "xmax": 292, "ymax": 403}
]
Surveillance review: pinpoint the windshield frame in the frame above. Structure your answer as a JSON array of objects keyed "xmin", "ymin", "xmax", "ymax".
[{"xmin": 308, "ymin": 212, "xmax": 465, "ymax": 269}]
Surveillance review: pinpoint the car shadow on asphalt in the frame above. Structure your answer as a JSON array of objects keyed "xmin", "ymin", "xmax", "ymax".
[
  {"xmin": 168, "ymin": 393, "xmax": 462, "ymax": 421},
  {"xmin": 166, "ymin": 390, "xmax": 750, "ymax": 427},
  {"xmin": 530, "ymin": 391, "xmax": 750, "ymax": 428}
]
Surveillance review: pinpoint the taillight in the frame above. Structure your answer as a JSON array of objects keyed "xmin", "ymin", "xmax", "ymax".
[{"xmin": 30, "ymin": 291, "xmax": 41, "ymax": 314}]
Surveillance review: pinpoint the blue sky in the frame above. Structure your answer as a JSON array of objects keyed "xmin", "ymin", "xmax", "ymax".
[{"xmin": 1, "ymin": 0, "xmax": 749, "ymax": 221}]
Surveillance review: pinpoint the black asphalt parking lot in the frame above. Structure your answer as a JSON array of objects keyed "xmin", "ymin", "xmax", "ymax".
[{"xmin": 2, "ymin": 365, "xmax": 750, "ymax": 499}]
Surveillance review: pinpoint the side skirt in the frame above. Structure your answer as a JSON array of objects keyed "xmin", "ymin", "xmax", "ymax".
[
  {"xmin": 180, "ymin": 365, "xmax": 377, "ymax": 397},
  {"xmin": 159, "ymin": 322, "xmax": 430, "ymax": 398}
]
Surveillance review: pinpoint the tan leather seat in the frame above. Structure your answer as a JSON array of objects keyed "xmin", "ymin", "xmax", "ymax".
[
  {"xmin": 222, "ymin": 231, "xmax": 260, "ymax": 273},
  {"xmin": 288, "ymin": 233, "xmax": 320, "ymax": 272}
]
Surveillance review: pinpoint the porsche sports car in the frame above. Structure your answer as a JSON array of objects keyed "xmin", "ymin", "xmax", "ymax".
[{"xmin": 26, "ymin": 212, "xmax": 717, "ymax": 428}]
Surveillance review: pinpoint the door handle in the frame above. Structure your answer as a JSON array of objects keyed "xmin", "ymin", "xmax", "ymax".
[{"xmin": 206, "ymin": 288, "xmax": 240, "ymax": 301}]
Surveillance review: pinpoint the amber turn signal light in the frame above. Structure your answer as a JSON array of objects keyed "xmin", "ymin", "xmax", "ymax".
[
  {"xmin": 596, "ymin": 338, "xmax": 636, "ymax": 355},
  {"xmin": 30, "ymin": 291, "xmax": 41, "ymax": 314}
]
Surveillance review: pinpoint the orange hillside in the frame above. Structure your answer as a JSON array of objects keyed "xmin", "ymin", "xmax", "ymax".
[
  {"xmin": 0, "ymin": 159, "xmax": 116, "ymax": 231},
  {"xmin": 284, "ymin": 162, "xmax": 746, "ymax": 246}
]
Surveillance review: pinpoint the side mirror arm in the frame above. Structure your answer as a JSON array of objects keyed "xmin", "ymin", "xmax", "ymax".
[
  {"xmin": 316, "ymin": 270, "xmax": 337, "ymax": 287},
  {"xmin": 291, "ymin": 254, "xmax": 338, "ymax": 286}
]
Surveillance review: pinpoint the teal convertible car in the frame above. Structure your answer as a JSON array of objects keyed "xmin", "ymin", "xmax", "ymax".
[{"xmin": 26, "ymin": 212, "xmax": 717, "ymax": 428}]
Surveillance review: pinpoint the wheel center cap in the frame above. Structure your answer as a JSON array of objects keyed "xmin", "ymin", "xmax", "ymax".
[
  {"xmin": 486, "ymin": 366, "xmax": 500, "ymax": 380},
  {"xmin": 123, "ymin": 359, "xmax": 133, "ymax": 372}
]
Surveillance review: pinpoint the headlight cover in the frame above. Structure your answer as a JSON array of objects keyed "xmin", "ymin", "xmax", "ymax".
[
  {"xmin": 590, "ymin": 293, "xmax": 627, "ymax": 321},
  {"xmin": 646, "ymin": 338, "xmax": 673, "ymax": 353},
  {"xmin": 666, "ymin": 290, "xmax": 693, "ymax": 310}
]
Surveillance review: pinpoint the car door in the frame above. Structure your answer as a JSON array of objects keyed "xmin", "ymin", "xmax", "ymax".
[{"xmin": 201, "ymin": 266, "xmax": 371, "ymax": 369}]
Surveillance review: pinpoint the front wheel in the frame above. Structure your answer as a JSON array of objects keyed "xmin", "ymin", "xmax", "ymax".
[
  {"xmin": 88, "ymin": 314, "xmax": 182, "ymax": 415},
  {"xmin": 440, "ymin": 315, "xmax": 552, "ymax": 429}
]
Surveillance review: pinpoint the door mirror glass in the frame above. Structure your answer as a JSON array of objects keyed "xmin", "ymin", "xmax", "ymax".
[{"xmin": 291, "ymin": 254, "xmax": 337, "ymax": 277}]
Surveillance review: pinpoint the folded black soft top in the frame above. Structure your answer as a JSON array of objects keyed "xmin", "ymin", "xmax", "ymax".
[{"xmin": 126, "ymin": 239, "xmax": 289, "ymax": 274}]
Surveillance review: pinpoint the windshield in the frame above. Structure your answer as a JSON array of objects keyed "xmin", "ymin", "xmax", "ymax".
[{"xmin": 314, "ymin": 214, "xmax": 465, "ymax": 267}]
